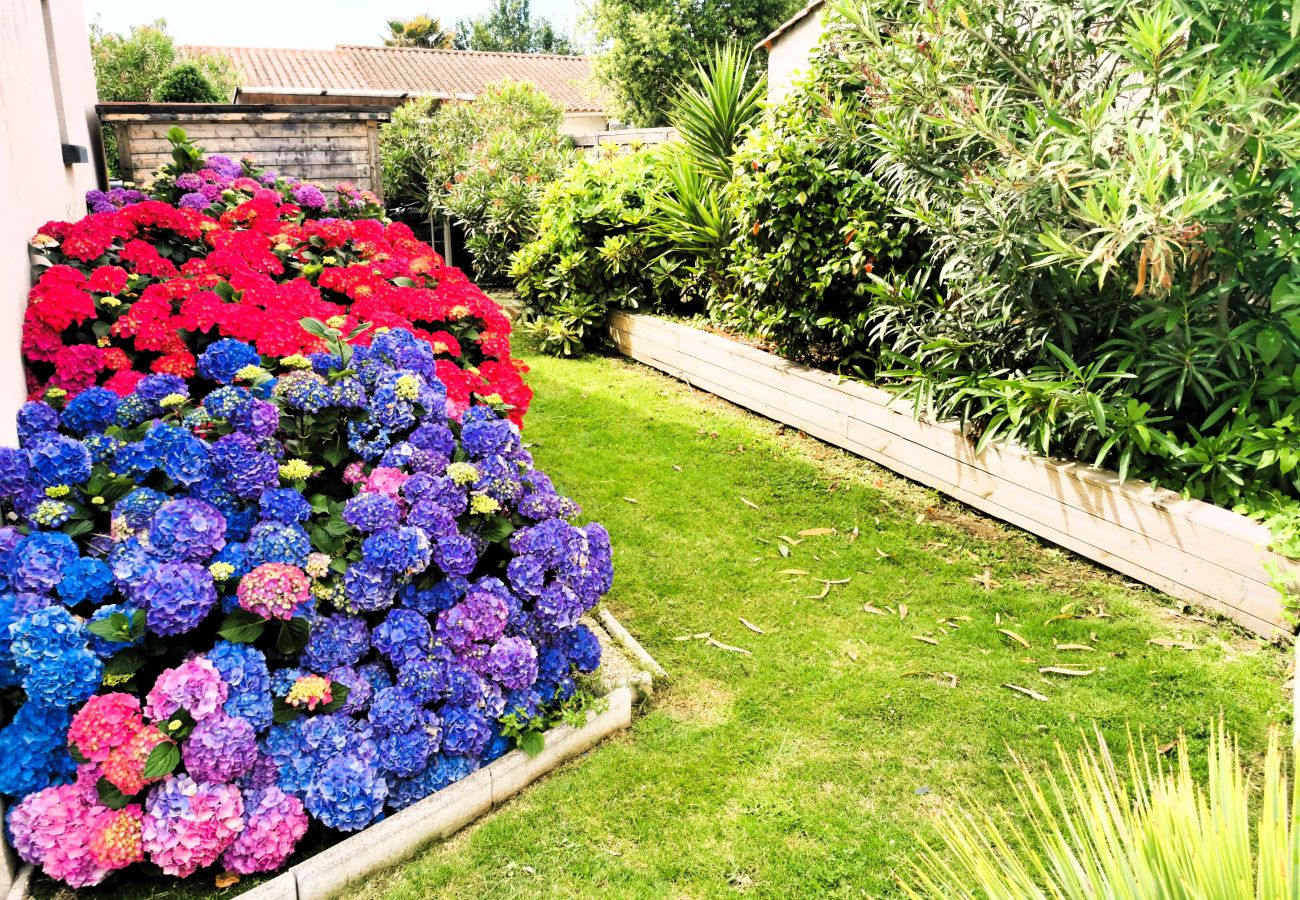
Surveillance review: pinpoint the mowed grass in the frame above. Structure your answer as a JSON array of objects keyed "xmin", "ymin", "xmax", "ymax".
[{"xmin": 350, "ymin": 345, "xmax": 1290, "ymax": 900}]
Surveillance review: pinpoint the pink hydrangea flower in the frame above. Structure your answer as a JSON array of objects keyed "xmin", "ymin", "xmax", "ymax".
[
  {"xmin": 362, "ymin": 466, "xmax": 408, "ymax": 496},
  {"xmin": 7, "ymin": 783, "xmax": 111, "ymax": 888},
  {"xmin": 145, "ymin": 657, "xmax": 229, "ymax": 723},
  {"xmin": 342, "ymin": 461, "xmax": 366, "ymax": 484},
  {"xmin": 220, "ymin": 787, "xmax": 308, "ymax": 874},
  {"xmin": 236, "ymin": 563, "xmax": 310, "ymax": 620},
  {"xmin": 102, "ymin": 727, "xmax": 169, "ymax": 796},
  {"xmin": 68, "ymin": 693, "xmax": 146, "ymax": 763},
  {"xmin": 142, "ymin": 775, "xmax": 245, "ymax": 878},
  {"xmin": 91, "ymin": 805, "xmax": 145, "ymax": 871}
]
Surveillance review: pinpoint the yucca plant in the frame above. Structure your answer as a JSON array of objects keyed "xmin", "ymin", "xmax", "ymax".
[
  {"xmin": 901, "ymin": 724, "xmax": 1298, "ymax": 898},
  {"xmin": 668, "ymin": 42, "xmax": 766, "ymax": 182}
]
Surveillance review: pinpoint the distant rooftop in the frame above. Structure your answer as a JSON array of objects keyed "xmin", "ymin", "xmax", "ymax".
[{"xmin": 182, "ymin": 44, "xmax": 608, "ymax": 112}]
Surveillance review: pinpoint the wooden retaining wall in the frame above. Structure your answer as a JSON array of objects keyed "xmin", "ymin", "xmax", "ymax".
[
  {"xmin": 609, "ymin": 312, "xmax": 1298, "ymax": 639},
  {"xmin": 98, "ymin": 104, "xmax": 390, "ymax": 197}
]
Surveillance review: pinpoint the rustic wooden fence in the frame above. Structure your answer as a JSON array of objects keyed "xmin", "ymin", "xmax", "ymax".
[
  {"xmin": 98, "ymin": 104, "xmax": 390, "ymax": 197},
  {"xmin": 609, "ymin": 312, "xmax": 1298, "ymax": 640}
]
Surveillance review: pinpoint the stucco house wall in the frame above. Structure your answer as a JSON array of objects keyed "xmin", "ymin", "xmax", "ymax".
[
  {"xmin": 761, "ymin": 0, "xmax": 826, "ymax": 104},
  {"xmin": 0, "ymin": 0, "xmax": 101, "ymax": 445}
]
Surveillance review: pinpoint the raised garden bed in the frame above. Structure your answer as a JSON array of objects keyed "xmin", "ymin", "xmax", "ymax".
[
  {"xmin": 609, "ymin": 311, "xmax": 1299, "ymax": 640},
  {"xmin": 1, "ymin": 612, "xmax": 660, "ymax": 900}
]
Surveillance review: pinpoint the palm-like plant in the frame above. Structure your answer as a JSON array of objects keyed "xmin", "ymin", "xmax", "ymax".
[
  {"xmin": 669, "ymin": 43, "xmax": 765, "ymax": 182},
  {"xmin": 384, "ymin": 15, "xmax": 454, "ymax": 49},
  {"xmin": 900, "ymin": 724, "xmax": 1298, "ymax": 898}
]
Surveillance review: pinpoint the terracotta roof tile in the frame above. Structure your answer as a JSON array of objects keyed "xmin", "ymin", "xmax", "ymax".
[{"xmin": 182, "ymin": 44, "xmax": 607, "ymax": 112}]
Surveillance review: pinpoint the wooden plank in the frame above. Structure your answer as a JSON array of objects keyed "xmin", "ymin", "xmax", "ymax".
[
  {"xmin": 366, "ymin": 121, "xmax": 383, "ymax": 201},
  {"xmin": 609, "ymin": 314, "xmax": 1292, "ymax": 638}
]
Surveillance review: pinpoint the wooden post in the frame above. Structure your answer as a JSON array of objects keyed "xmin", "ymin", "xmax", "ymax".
[{"xmin": 442, "ymin": 216, "xmax": 454, "ymax": 268}]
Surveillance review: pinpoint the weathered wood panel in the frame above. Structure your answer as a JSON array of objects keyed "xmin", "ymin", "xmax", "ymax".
[
  {"xmin": 98, "ymin": 104, "xmax": 390, "ymax": 198},
  {"xmin": 609, "ymin": 312, "xmax": 1297, "ymax": 639}
]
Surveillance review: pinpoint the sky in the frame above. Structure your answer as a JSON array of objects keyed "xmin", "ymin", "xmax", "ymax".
[{"xmin": 83, "ymin": 0, "xmax": 589, "ymax": 50}]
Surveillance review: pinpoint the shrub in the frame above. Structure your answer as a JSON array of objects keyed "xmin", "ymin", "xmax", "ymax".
[
  {"xmin": 511, "ymin": 148, "xmax": 686, "ymax": 354},
  {"xmin": 379, "ymin": 81, "xmax": 576, "ymax": 282},
  {"xmin": 722, "ymin": 73, "xmax": 924, "ymax": 365},
  {"xmin": 154, "ymin": 63, "xmax": 222, "ymax": 103},
  {"xmin": 731, "ymin": 0, "xmax": 1300, "ymax": 526},
  {"xmin": 0, "ymin": 156, "xmax": 609, "ymax": 890}
]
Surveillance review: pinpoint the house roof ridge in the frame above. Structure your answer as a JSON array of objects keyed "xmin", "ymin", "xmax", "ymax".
[{"xmin": 337, "ymin": 44, "xmax": 591, "ymax": 62}]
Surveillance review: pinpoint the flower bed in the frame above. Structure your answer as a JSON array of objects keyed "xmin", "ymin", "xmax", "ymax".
[
  {"xmin": 25, "ymin": 132, "xmax": 531, "ymax": 424},
  {"xmin": 0, "ymin": 147, "xmax": 612, "ymax": 890}
]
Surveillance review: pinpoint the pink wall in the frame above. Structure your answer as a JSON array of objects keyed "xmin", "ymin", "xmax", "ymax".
[{"xmin": 0, "ymin": 0, "xmax": 100, "ymax": 444}]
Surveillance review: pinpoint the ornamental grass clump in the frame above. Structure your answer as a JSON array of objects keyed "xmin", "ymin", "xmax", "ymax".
[
  {"xmin": 0, "ymin": 162, "xmax": 611, "ymax": 888},
  {"xmin": 901, "ymin": 723, "xmax": 1299, "ymax": 898}
]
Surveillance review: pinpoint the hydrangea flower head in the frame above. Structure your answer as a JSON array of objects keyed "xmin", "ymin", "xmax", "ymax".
[{"xmin": 237, "ymin": 563, "xmax": 310, "ymax": 620}]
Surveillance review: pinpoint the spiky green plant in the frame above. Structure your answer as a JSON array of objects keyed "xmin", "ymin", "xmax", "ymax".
[
  {"xmin": 901, "ymin": 724, "xmax": 1298, "ymax": 898},
  {"xmin": 668, "ymin": 43, "xmax": 766, "ymax": 182}
]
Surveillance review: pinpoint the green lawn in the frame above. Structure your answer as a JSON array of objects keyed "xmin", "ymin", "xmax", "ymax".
[{"xmin": 350, "ymin": 345, "xmax": 1289, "ymax": 899}]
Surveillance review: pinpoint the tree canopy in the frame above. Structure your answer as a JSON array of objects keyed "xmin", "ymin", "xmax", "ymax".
[
  {"xmin": 591, "ymin": 0, "xmax": 798, "ymax": 126},
  {"xmin": 453, "ymin": 0, "xmax": 578, "ymax": 54}
]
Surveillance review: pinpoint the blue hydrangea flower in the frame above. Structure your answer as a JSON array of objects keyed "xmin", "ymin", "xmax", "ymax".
[
  {"xmin": 8, "ymin": 607, "xmax": 101, "ymax": 707},
  {"xmin": 118, "ymin": 487, "xmax": 168, "ymax": 530},
  {"xmin": 148, "ymin": 498, "xmax": 227, "ymax": 562},
  {"xmin": 58, "ymin": 556, "xmax": 115, "ymax": 606},
  {"xmin": 343, "ymin": 562, "xmax": 396, "ymax": 612},
  {"xmin": 362, "ymin": 527, "xmax": 431, "ymax": 576},
  {"xmin": 198, "ymin": 339, "xmax": 261, "ymax": 384},
  {"xmin": 433, "ymin": 534, "xmax": 477, "ymax": 577},
  {"xmin": 28, "ymin": 435, "xmax": 91, "ymax": 487},
  {"xmin": 396, "ymin": 655, "xmax": 450, "ymax": 704},
  {"xmin": 12, "ymin": 531, "xmax": 78, "ymax": 594},
  {"xmin": 301, "ymin": 613, "xmax": 370, "ymax": 672},
  {"xmin": 211, "ymin": 433, "xmax": 279, "ymax": 499},
  {"xmin": 368, "ymin": 687, "xmax": 421, "ymax": 734},
  {"xmin": 203, "ymin": 385, "xmax": 253, "ymax": 420},
  {"xmin": 386, "ymin": 754, "xmax": 479, "ymax": 811},
  {"xmin": 371, "ymin": 609, "xmax": 432, "ymax": 668},
  {"xmin": 305, "ymin": 755, "xmax": 387, "ymax": 831},
  {"xmin": 17, "ymin": 402, "xmax": 60, "ymax": 445},
  {"xmin": 0, "ymin": 702, "xmax": 75, "ymax": 796},
  {"xmin": 259, "ymin": 489, "xmax": 312, "ymax": 524},
  {"xmin": 341, "ymin": 493, "xmax": 401, "ymax": 533},
  {"xmin": 0, "ymin": 448, "xmax": 29, "ymax": 497},
  {"xmin": 135, "ymin": 373, "xmax": 189, "ymax": 406},
  {"xmin": 139, "ymin": 561, "xmax": 217, "ymax": 635},
  {"xmin": 440, "ymin": 705, "xmax": 492, "ymax": 757},
  {"xmin": 247, "ymin": 521, "xmax": 310, "ymax": 568},
  {"xmin": 208, "ymin": 640, "xmax": 273, "ymax": 733},
  {"xmin": 60, "ymin": 387, "xmax": 119, "ymax": 435},
  {"xmin": 398, "ymin": 577, "xmax": 466, "ymax": 615}
]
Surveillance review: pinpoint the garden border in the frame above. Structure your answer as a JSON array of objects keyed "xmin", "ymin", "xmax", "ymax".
[
  {"xmin": 1, "ymin": 610, "xmax": 659, "ymax": 900},
  {"xmin": 608, "ymin": 311, "xmax": 1298, "ymax": 640}
]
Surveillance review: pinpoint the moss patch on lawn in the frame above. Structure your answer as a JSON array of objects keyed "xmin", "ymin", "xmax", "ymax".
[{"xmin": 349, "ymin": 346, "xmax": 1288, "ymax": 900}]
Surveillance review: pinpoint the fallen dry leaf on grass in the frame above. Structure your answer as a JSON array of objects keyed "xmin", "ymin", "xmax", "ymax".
[
  {"xmin": 215, "ymin": 873, "xmax": 241, "ymax": 889},
  {"xmin": 739, "ymin": 617, "xmax": 765, "ymax": 634},
  {"xmin": 912, "ymin": 635, "xmax": 939, "ymax": 645},
  {"xmin": 1148, "ymin": 638, "xmax": 1198, "ymax": 651},
  {"xmin": 1039, "ymin": 666, "xmax": 1095, "ymax": 677},
  {"xmin": 863, "ymin": 604, "xmax": 887, "ymax": 616},
  {"xmin": 707, "ymin": 636, "xmax": 752, "ymax": 655},
  {"xmin": 740, "ymin": 497, "xmax": 761, "ymax": 510},
  {"xmin": 807, "ymin": 583, "xmax": 831, "ymax": 600},
  {"xmin": 1055, "ymin": 643, "xmax": 1095, "ymax": 652},
  {"xmin": 1003, "ymin": 683, "xmax": 1049, "ymax": 702},
  {"xmin": 778, "ymin": 568, "xmax": 810, "ymax": 576},
  {"xmin": 972, "ymin": 569, "xmax": 1001, "ymax": 591},
  {"xmin": 998, "ymin": 629, "xmax": 1031, "ymax": 648},
  {"xmin": 673, "ymin": 632, "xmax": 710, "ymax": 641},
  {"xmin": 778, "ymin": 544, "xmax": 790, "ymax": 558},
  {"xmin": 799, "ymin": 527, "xmax": 836, "ymax": 536},
  {"xmin": 846, "ymin": 647, "xmax": 859, "ymax": 661},
  {"xmin": 898, "ymin": 603, "xmax": 909, "ymax": 620},
  {"xmin": 779, "ymin": 535, "xmax": 802, "ymax": 545},
  {"xmin": 622, "ymin": 497, "xmax": 638, "ymax": 504},
  {"xmin": 672, "ymin": 465, "xmax": 682, "ymax": 472}
]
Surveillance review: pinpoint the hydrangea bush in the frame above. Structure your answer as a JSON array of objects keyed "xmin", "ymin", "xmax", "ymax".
[
  {"xmin": 0, "ymin": 161, "xmax": 610, "ymax": 889},
  {"xmin": 25, "ymin": 130, "xmax": 531, "ymax": 425}
]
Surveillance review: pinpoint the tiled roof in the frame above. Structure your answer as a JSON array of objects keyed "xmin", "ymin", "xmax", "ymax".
[
  {"xmin": 182, "ymin": 44, "xmax": 607, "ymax": 112},
  {"xmin": 756, "ymin": 0, "xmax": 825, "ymax": 50}
]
